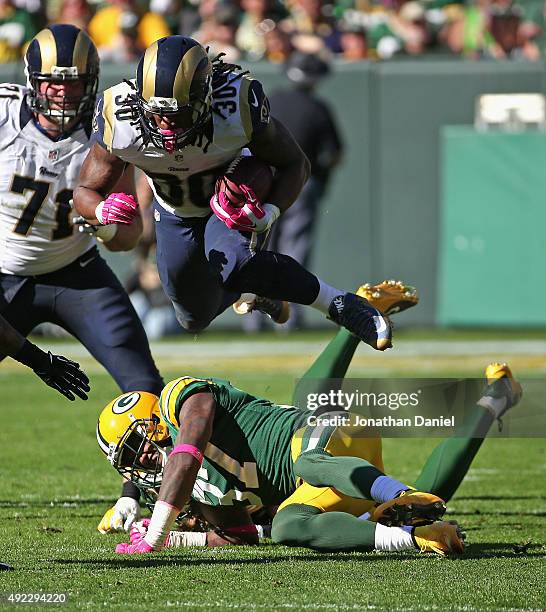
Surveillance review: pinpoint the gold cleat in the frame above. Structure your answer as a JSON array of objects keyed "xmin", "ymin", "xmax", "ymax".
[
  {"xmin": 233, "ymin": 293, "xmax": 290, "ymax": 324},
  {"xmin": 357, "ymin": 280, "xmax": 418, "ymax": 316},
  {"xmin": 413, "ymin": 520, "xmax": 466, "ymax": 556},
  {"xmin": 477, "ymin": 363, "xmax": 523, "ymax": 426},
  {"xmin": 485, "ymin": 362, "xmax": 521, "ymax": 393},
  {"xmin": 371, "ymin": 490, "xmax": 446, "ymax": 527}
]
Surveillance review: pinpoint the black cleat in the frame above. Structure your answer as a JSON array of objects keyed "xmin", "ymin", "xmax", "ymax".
[{"xmin": 328, "ymin": 293, "xmax": 393, "ymax": 350}]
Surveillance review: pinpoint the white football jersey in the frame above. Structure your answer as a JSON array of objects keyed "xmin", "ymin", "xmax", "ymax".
[
  {"xmin": 0, "ymin": 84, "xmax": 94, "ymax": 276},
  {"xmin": 91, "ymin": 72, "xmax": 271, "ymax": 218}
]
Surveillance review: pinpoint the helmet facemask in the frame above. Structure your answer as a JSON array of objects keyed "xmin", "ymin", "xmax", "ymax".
[
  {"xmin": 136, "ymin": 75, "xmax": 213, "ymax": 153},
  {"xmin": 107, "ymin": 415, "xmax": 171, "ymax": 495},
  {"xmin": 26, "ymin": 64, "xmax": 99, "ymax": 133}
]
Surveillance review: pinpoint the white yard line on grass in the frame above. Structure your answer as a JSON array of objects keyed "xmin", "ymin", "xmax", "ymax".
[{"xmin": 26, "ymin": 340, "xmax": 546, "ymax": 360}]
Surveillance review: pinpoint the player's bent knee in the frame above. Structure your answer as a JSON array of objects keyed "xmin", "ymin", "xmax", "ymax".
[
  {"xmin": 271, "ymin": 504, "xmax": 319, "ymax": 547},
  {"xmin": 171, "ymin": 301, "xmax": 212, "ymax": 333},
  {"xmin": 173, "ymin": 310, "xmax": 209, "ymax": 333},
  {"xmin": 178, "ymin": 318, "xmax": 207, "ymax": 333},
  {"xmin": 293, "ymin": 451, "xmax": 340, "ymax": 487},
  {"xmin": 271, "ymin": 512, "xmax": 297, "ymax": 546}
]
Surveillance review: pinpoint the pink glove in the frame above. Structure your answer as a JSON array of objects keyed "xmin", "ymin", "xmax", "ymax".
[
  {"xmin": 115, "ymin": 539, "xmax": 156, "ymax": 554},
  {"xmin": 210, "ymin": 185, "xmax": 279, "ymax": 233},
  {"xmin": 210, "ymin": 184, "xmax": 252, "ymax": 226},
  {"xmin": 95, "ymin": 193, "xmax": 138, "ymax": 225},
  {"xmin": 116, "ymin": 520, "xmax": 164, "ymax": 554},
  {"xmin": 129, "ymin": 519, "xmax": 151, "ymax": 544},
  {"xmin": 130, "ymin": 519, "xmax": 172, "ymax": 547}
]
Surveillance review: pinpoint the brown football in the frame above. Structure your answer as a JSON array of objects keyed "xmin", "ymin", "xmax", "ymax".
[{"xmin": 218, "ymin": 156, "xmax": 274, "ymax": 208}]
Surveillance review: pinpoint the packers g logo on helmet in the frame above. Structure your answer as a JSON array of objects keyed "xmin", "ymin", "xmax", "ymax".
[
  {"xmin": 97, "ymin": 391, "xmax": 171, "ymax": 495},
  {"xmin": 111, "ymin": 392, "xmax": 142, "ymax": 415},
  {"xmin": 24, "ymin": 24, "xmax": 99, "ymax": 132},
  {"xmin": 135, "ymin": 36, "xmax": 213, "ymax": 152}
]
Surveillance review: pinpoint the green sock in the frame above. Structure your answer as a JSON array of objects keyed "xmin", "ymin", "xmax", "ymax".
[
  {"xmin": 294, "ymin": 451, "xmax": 384, "ymax": 500},
  {"xmin": 272, "ymin": 504, "xmax": 376, "ymax": 551},
  {"xmin": 292, "ymin": 328, "xmax": 359, "ymax": 404},
  {"xmin": 414, "ymin": 404, "xmax": 494, "ymax": 502}
]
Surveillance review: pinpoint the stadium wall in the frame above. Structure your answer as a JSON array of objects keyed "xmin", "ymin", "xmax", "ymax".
[
  {"xmin": 439, "ymin": 127, "xmax": 546, "ymax": 326},
  {"xmin": 3, "ymin": 60, "xmax": 544, "ymax": 327}
]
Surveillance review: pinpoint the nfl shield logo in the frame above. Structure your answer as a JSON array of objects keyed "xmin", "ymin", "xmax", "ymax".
[{"xmin": 48, "ymin": 149, "xmax": 59, "ymax": 162}]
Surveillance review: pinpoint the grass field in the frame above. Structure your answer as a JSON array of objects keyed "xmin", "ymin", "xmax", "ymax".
[{"xmin": 1, "ymin": 330, "xmax": 545, "ymax": 611}]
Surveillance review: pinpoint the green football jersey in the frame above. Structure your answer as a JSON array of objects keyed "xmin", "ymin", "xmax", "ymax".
[{"xmin": 159, "ymin": 376, "xmax": 308, "ymax": 507}]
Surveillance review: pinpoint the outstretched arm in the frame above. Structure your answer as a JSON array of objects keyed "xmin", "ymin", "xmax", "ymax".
[
  {"xmin": 127, "ymin": 503, "xmax": 259, "ymax": 549},
  {"xmin": 0, "ymin": 314, "xmax": 89, "ymax": 401},
  {"xmin": 0, "ymin": 313, "xmax": 26, "ymax": 358},
  {"xmin": 197, "ymin": 504, "xmax": 259, "ymax": 547}
]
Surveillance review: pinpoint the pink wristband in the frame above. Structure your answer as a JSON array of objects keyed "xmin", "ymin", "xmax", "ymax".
[{"xmin": 169, "ymin": 444, "xmax": 204, "ymax": 464}]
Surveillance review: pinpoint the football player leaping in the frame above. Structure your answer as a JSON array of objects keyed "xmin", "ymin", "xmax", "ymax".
[
  {"xmin": 97, "ymin": 281, "xmax": 524, "ymax": 556},
  {"xmin": 74, "ymin": 36, "xmax": 392, "ymax": 352},
  {"xmin": 0, "ymin": 24, "xmax": 164, "ymax": 532}
]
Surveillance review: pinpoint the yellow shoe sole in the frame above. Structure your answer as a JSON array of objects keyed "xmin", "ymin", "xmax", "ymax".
[{"xmin": 371, "ymin": 492, "xmax": 446, "ymax": 527}]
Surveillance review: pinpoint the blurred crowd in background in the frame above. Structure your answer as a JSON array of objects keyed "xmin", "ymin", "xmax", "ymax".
[
  {"xmin": 3, "ymin": 0, "xmax": 544, "ymax": 340},
  {"xmin": 0, "ymin": 0, "xmax": 545, "ymax": 65}
]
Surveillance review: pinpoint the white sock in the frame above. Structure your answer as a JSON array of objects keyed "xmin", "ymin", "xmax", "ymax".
[
  {"xmin": 310, "ymin": 279, "xmax": 345, "ymax": 315},
  {"xmin": 374, "ymin": 523, "xmax": 415, "ymax": 552},
  {"xmin": 370, "ymin": 475, "xmax": 408, "ymax": 504},
  {"xmin": 477, "ymin": 395, "xmax": 507, "ymax": 419}
]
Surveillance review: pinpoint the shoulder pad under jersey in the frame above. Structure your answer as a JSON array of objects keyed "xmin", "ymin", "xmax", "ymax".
[
  {"xmin": 0, "ymin": 83, "xmax": 26, "ymax": 129},
  {"xmin": 236, "ymin": 75, "xmax": 271, "ymax": 142},
  {"xmin": 90, "ymin": 80, "xmax": 140, "ymax": 154},
  {"xmin": 159, "ymin": 376, "xmax": 214, "ymax": 429}
]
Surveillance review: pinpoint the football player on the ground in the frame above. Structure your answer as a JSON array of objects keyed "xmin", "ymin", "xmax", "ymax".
[
  {"xmin": 0, "ymin": 24, "xmax": 164, "ymax": 532},
  {"xmin": 0, "ymin": 312, "xmax": 89, "ymax": 400},
  {"xmin": 97, "ymin": 281, "xmax": 523, "ymax": 556},
  {"xmin": 74, "ymin": 35, "xmax": 392, "ymax": 352}
]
